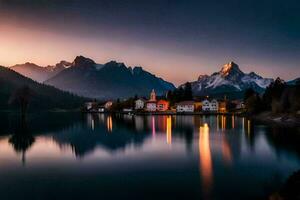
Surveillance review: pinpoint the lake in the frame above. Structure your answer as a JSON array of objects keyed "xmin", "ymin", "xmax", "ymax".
[{"xmin": 0, "ymin": 113, "xmax": 299, "ymax": 200}]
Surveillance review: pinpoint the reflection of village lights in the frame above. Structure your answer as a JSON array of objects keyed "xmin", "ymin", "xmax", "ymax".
[
  {"xmin": 231, "ymin": 115, "xmax": 235, "ymax": 129},
  {"xmin": 199, "ymin": 123, "xmax": 213, "ymax": 196},
  {"xmin": 242, "ymin": 117, "xmax": 245, "ymax": 132},
  {"xmin": 107, "ymin": 116, "xmax": 113, "ymax": 132},
  {"xmin": 221, "ymin": 115, "xmax": 226, "ymax": 131},
  {"xmin": 152, "ymin": 116, "xmax": 156, "ymax": 138},
  {"xmin": 166, "ymin": 116, "xmax": 172, "ymax": 145},
  {"xmin": 91, "ymin": 119, "xmax": 94, "ymax": 131},
  {"xmin": 216, "ymin": 115, "xmax": 219, "ymax": 131},
  {"xmin": 98, "ymin": 114, "xmax": 105, "ymax": 123},
  {"xmin": 247, "ymin": 120, "xmax": 251, "ymax": 136},
  {"xmin": 222, "ymin": 137, "xmax": 232, "ymax": 165}
]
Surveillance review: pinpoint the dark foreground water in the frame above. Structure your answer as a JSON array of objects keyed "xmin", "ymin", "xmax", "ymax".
[{"xmin": 0, "ymin": 113, "xmax": 299, "ymax": 200}]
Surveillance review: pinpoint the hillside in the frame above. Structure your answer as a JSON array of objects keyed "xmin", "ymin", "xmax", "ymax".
[{"xmin": 0, "ymin": 66, "xmax": 86, "ymax": 111}]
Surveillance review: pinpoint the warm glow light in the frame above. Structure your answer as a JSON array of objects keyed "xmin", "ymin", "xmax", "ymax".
[
  {"xmin": 231, "ymin": 115, "xmax": 235, "ymax": 129},
  {"xmin": 221, "ymin": 115, "xmax": 226, "ymax": 131},
  {"xmin": 247, "ymin": 120, "xmax": 251, "ymax": 136},
  {"xmin": 199, "ymin": 123, "xmax": 213, "ymax": 196},
  {"xmin": 166, "ymin": 116, "xmax": 172, "ymax": 145},
  {"xmin": 216, "ymin": 115, "xmax": 219, "ymax": 131},
  {"xmin": 107, "ymin": 116, "xmax": 113, "ymax": 132}
]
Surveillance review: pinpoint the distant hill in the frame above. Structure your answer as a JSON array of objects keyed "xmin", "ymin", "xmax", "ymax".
[
  {"xmin": 0, "ymin": 66, "xmax": 86, "ymax": 111},
  {"xmin": 185, "ymin": 62, "xmax": 273, "ymax": 98},
  {"xmin": 45, "ymin": 56, "xmax": 175, "ymax": 99},
  {"xmin": 10, "ymin": 61, "xmax": 71, "ymax": 83}
]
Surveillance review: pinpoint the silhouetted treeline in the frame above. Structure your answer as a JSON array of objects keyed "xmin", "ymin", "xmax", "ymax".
[
  {"xmin": 166, "ymin": 82, "xmax": 193, "ymax": 105},
  {"xmin": 244, "ymin": 77, "xmax": 300, "ymax": 114},
  {"xmin": 0, "ymin": 66, "xmax": 87, "ymax": 111}
]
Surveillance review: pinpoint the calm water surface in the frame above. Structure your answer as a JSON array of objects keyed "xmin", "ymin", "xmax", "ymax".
[{"xmin": 0, "ymin": 113, "xmax": 299, "ymax": 200}]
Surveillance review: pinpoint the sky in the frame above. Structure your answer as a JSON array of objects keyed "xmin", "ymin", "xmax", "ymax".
[{"xmin": 0, "ymin": 0, "xmax": 299, "ymax": 85}]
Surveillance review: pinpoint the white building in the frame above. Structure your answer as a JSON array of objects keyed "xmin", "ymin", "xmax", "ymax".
[
  {"xmin": 202, "ymin": 99, "xmax": 218, "ymax": 112},
  {"xmin": 202, "ymin": 100, "xmax": 211, "ymax": 111},
  {"xmin": 135, "ymin": 99, "xmax": 145, "ymax": 110},
  {"xmin": 176, "ymin": 101, "xmax": 195, "ymax": 113},
  {"xmin": 85, "ymin": 102, "xmax": 94, "ymax": 110},
  {"xmin": 146, "ymin": 102, "xmax": 157, "ymax": 111}
]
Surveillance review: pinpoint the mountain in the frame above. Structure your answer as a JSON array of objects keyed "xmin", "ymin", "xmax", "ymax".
[
  {"xmin": 0, "ymin": 66, "xmax": 86, "ymax": 111},
  {"xmin": 45, "ymin": 56, "xmax": 175, "ymax": 99},
  {"xmin": 10, "ymin": 61, "xmax": 71, "ymax": 83},
  {"xmin": 188, "ymin": 62, "xmax": 273, "ymax": 97},
  {"xmin": 287, "ymin": 77, "xmax": 300, "ymax": 85}
]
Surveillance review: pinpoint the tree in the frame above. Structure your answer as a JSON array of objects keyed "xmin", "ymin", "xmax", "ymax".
[
  {"xmin": 262, "ymin": 77, "xmax": 286, "ymax": 113},
  {"xmin": 244, "ymin": 88, "xmax": 262, "ymax": 114},
  {"xmin": 244, "ymin": 88, "xmax": 256, "ymax": 102},
  {"xmin": 183, "ymin": 82, "xmax": 193, "ymax": 100},
  {"xmin": 9, "ymin": 85, "xmax": 32, "ymax": 117}
]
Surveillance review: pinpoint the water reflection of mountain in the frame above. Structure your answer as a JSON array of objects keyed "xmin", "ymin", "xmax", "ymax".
[
  {"xmin": 264, "ymin": 126, "xmax": 300, "ymax": 158},
  {"xmin": 51, "ymin": 114, "xmax": 151, "ymax": 157},
  {"xmin": 0, "ymin": 112, "xmax": 83, "ymax": 136},
  {"xmin": 2, "ymin": 112, "xmax": 300, "ymax": 163}
]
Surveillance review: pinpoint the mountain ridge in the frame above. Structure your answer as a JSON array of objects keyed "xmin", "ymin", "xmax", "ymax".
[
  {"xmin": 187, "ymin": 61, "xmax": 273, "ymax": 96},
  {"xmin": 44, "ymin": 56, "xmax": 175, "ymax": 99},
  {"xmin": 10, "ymin": 61, "xmax": 71, "ymax": 83}
]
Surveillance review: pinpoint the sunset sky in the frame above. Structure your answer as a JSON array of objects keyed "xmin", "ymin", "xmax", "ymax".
[{"xmin": 0, "ymin": 0, "xmax": 299, "ymax": 85}]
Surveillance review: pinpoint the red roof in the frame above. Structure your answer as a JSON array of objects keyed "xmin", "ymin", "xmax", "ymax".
[{"xmin": 157, "ymin": 100, "xmax": 169, "ymax": 104}]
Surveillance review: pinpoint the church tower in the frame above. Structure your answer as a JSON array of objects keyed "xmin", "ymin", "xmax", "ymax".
[{"xmin": 150, "ymin": 89, "xmax": 156, "ymax": 101}]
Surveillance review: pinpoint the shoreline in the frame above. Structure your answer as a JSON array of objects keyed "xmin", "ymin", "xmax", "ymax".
[{"xmin": 251, "ymin": 111, "xmax": 300, "ymax": 127}]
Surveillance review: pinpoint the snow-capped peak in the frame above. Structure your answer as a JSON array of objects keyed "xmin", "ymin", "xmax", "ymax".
[
  {"xmin": 219, "ymin": 62, "xmax": 244, "ymax": 80},
  {"xmin": 187, "ymin": 62, "xmax": 273, "ymax": 96}
]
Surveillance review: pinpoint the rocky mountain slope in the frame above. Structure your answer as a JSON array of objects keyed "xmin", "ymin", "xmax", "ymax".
[
  {"xmin": 44, "ymin": 56, "xmax": 175, "ymax": 99},
  {"xmin": 188, "ymin": 62, "xmax": 273, "ymax": 96}
]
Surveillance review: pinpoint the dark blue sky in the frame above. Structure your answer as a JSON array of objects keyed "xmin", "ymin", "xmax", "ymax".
[{"xmin": 0, "ymin": 0, "xmax": 299, "ymax": 84}]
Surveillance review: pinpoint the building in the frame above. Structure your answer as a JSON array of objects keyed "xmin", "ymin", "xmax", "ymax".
[
  {"xmin": 176, "ymin": 101, "xmax": 195, "ymax": 113},
  {"xmin": 202, "ymin": 99, "xmax": 211, "ymax": 111},
  {"xmin": 202, "ymin": 99, "xmax": 218, "ymax": 112},
  {"xmin": 98, "ymin": 106, "xmax": 105, "ymax": 113},
  {"xmin": 85, "ymin": 102, "xmax": 98, "ymax": 111},
  {"xmin": 135, "ymin": 98, "xmax": 145, "ymax": 110},
  {"xmin": 149, "ymin": 89, "xmax": 156, "ymax": 101},
  {"xmin": 146, "ymin": 102, "xmax": 157, "ymax": 111},
  {"xmin": 104, "ymin": 101, "xmax": 113, "ymax": 110},
  {"xmin": 232, "ymin": 100, "xmax": 244, "ymax": 109},
  {"xmin": 157, "ymin": 100, "xmax": 169, "ymax": 111},
  {"xmin": 218, "ymin": 101, "xmax": 227, "ymax": 113},
  {"xmin": 194, "ymin": 101, "xmax": 202, "ymax": 111},
  {"xmin": 210, "ymin": 99, "xmax": 218, "ymax": 111},
  {"xmin": 146, "ymin": 89, "xmax": 157, "ymax": 112},
  {"xmin": 85, "ymin": 102, "xmax": 95, "ymax": 110}
]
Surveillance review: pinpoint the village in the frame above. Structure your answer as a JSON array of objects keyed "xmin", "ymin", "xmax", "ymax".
[{"xmin": 83, "ymin": 89, "xmax": 244, "ymax": 115}]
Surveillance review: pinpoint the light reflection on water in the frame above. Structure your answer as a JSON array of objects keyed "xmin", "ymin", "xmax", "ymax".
[{"xmin": 0, "ymin": 113, "xmax": 299, "ymax": 200}]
